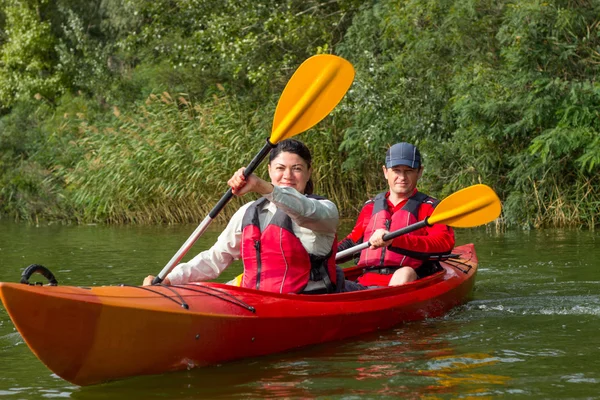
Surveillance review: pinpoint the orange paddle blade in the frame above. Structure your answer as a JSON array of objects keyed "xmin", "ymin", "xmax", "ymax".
[
  {"xmin": 428, "ymin": 184, "xmax": 501, "ymax": 227},
  {"xmin": 270, "ymin": 55, "xmax": 355, "ymax": 144}
]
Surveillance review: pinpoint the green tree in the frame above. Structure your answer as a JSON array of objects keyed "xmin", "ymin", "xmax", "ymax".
[
  {"xmin": 0, "ymin": 0, "xmax": 116, "ymax": 108},
  {"xmin": 115, "ymin": 0, "xmax": 363, "ymax": 99},
  {"xmin": 0, "ymin": 0, "xmax": 64, "ymax": 107},
  {"xmin": 337, "ymin": 0, "xmax": 599, "ymax": 227}
]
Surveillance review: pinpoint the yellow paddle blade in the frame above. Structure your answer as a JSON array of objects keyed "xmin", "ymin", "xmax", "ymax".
[
  {"xmin": 270, "ymin": 54, "xmax": 355, "ymax": 144},
  {"xmin": 428, "ymin": 184, "xmax": 502, "ymax": 227},
  {"xmin": 226, "ymin": 274, "xmax": 243, "ymax": 287}
]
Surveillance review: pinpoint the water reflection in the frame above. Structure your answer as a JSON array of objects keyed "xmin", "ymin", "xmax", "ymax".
[
  {"xmin": 69, "ymin": 359, "xmax": 313, "ymax": 400},
  {"xmin": 60, "ymin": 320, "xmax": 507, "ymax": 400},
  {"xmin": 341, "ymin": 322, "xmax": 510, "ymax": 398}
]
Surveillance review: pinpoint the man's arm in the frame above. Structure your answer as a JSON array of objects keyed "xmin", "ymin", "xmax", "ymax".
[
  {"xmin": 336, "ymin": 201, "xmax": 373, "ymax": 263},
  {"xmin": 389, "ymin": 224, "xmax": 455, "ymax": 257},
  {"xmin": 387, "ymin": 203, "xmax": 455, "ymax": 257}
]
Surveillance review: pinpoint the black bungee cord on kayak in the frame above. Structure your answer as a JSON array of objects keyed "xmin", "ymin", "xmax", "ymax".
[
  {"xmin": 173, "ymin": 284, "xmax": 256, "ymax": 313},
  {"xmin": 444, "ymin": 252, "xmax": 474, "ymax": 274},
  {"xmin": 20, "ymin": 264, "xmax": 58, "ymax": 286},
  {"xmin": 120, "ymin": 283, "xmax": 190, "ymax": 309},
  {"xmin": 121, "ymin": 284, "xmax": 256, "ymax": 313}
]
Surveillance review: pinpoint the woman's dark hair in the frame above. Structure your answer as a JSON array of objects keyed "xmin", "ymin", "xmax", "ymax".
[{"xmin": 269, "ymin": 139, "xmax": 313, "ymax": 195}]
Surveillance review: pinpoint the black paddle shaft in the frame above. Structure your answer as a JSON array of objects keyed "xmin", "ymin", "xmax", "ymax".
[
  {"xmin": 208, "ymin": 139, "xmax": 276, "ymax": 219},
  {"xmin": 337, "ymin": 216, "xmax": 433, "ymax": 260},
  {"xmin": 381, "ymin": 219, "xmax": 429, "ymax": 242}
]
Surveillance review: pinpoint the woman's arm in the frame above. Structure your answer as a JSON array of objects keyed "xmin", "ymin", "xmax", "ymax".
[
  {"xmin": 142, "ymin": 167, "xmax": 268, "ymax": 286},
  {"xmin": 264, "ymin": 186, "xmax": 339, "ymax": 234},
  {"xmin": 159, "ymin": 203, "xmax": 250, "ymax": 285},
  {"xmin": 228, "ymin": 167, "xmax": 338, "ymax": 234}
]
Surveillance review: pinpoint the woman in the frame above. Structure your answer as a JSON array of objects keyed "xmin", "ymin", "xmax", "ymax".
[{"xmin": 143, "ymin": 139, "xmax": 339, "ymax": 294}]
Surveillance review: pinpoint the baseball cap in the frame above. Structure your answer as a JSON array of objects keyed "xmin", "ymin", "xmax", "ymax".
[{"xmin": 385, "ymin": 142, "xmax": 421, "ymax": 169}]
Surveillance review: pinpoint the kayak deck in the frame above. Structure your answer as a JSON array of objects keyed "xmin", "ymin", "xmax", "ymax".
[{"xmin": 0, "ymin": 243, "xmax": 477, "ymax": 386}]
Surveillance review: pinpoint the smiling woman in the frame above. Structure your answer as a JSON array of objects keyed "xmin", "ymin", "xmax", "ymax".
[
  {"xmin": 144, "ymin": 139, "xmax": 340, "ymax": 295},
  {"xmin": 267, "ymin": 139, "xmax": 314, "ymax": 195}
]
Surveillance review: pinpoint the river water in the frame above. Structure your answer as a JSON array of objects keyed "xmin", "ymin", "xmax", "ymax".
[{"xmin": 0, "ymin": 220, "xmax": 598, "ymax": 399}]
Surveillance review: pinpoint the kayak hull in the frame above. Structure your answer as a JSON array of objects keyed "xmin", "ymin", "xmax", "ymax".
[{"xmin": 0, "ymin": 244, "xmax": 477, "ymax": 386}]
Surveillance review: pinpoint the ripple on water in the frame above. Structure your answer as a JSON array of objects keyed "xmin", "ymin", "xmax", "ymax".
[
  {"xmin": 0, "ymin": 388, "xmax": 26, "ymax": 397},
  {"xmin": 38, "ymin": 388, "xmax": 73, "ymax": 398},
  {"xmin": 465, "ymin": 294, "xmax": 600, "ymax": 317},
  {"xmin": 562, "ymin": 373, "xmax": 599, "ymax": 384},
  {"xmin": 0, "ymin": 387, "xmax": 76, "ymax": 399},
  {"xmin": 1, "ymin": 331, "xmax": 23, "ymax": 348},
  {"xmin": 425, "ymin": 353, "xmax": 524, "ymax": 371}
]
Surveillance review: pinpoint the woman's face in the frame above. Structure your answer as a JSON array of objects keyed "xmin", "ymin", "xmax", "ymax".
[{"xmin": 268, "ymin": 151, "xmax": 311, "ymax": 194}]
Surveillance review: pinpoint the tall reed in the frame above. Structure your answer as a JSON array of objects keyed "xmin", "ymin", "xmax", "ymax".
[{"xmin": 58, "ymin": 92, "xmax": 371, "ymax": 224}]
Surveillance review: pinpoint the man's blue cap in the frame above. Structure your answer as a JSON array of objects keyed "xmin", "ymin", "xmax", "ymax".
[{"xmin": 385, "ymin": 142, "xmax": 421, "ymax": 169}]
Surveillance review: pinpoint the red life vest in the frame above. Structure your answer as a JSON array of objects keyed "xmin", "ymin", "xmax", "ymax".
[
  {"xmin": 240, "ymin": 197, "xmax": 337, "ymax": 294},
  {"xmin": 358, "ymin": 191, "xmax": 438, "ymax": 269}
]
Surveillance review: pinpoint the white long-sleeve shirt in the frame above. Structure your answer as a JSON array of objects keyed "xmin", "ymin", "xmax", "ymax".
[{"xmin": 167, "ymin": 185, "xmax": 339, "ymax": 285}]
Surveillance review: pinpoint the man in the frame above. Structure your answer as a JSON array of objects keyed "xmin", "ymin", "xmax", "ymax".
[{"xmin": 338, "ymin": 142, "xmax": 455, "ymax": 288}]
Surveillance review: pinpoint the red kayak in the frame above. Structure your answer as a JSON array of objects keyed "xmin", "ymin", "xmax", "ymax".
[{"xmin": 0, "ymin": 243, "xmax": 477, "ymax": 386}]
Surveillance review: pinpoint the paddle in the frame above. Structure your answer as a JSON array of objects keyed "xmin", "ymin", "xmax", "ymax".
[
  {"xmin": 152, "ymin": 55, "xmax": 355, "ymax": 284},
  {"xmin": 335, "ymin": 184, "xmax": 501, "ymax": 260}
]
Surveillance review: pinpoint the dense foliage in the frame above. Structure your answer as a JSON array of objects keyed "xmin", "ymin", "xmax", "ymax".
[{"xmin": 1, "ymin": 0, "xmax": 598, "ymax": 228}]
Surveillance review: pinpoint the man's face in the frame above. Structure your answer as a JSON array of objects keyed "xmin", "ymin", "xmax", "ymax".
[{"xmin": 383, "ymin": 165, "xmax": 423, "ymax": 197}]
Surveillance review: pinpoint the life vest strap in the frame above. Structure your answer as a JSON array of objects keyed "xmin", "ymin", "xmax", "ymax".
[
  {"xmin": 302, "ymin": 253, "xmax": 335, "ymax": 294},
  {"xmin": 364, "ymin": 266, "xmax": 398, "ymax": 275}
]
